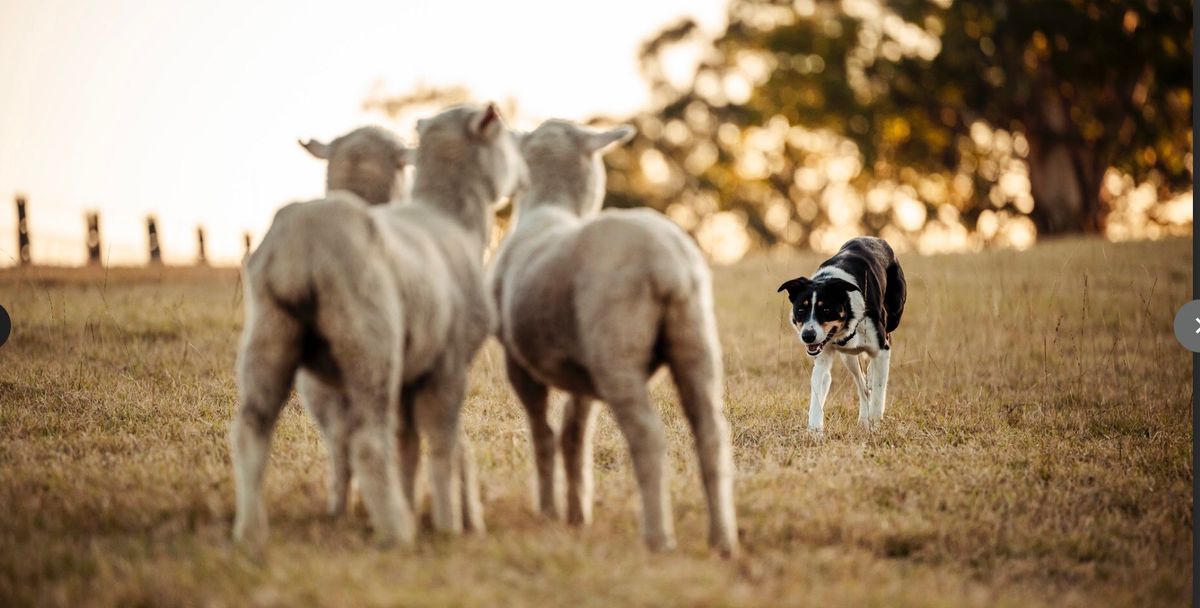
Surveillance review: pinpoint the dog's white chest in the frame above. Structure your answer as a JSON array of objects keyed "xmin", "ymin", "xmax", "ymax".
[{"xmin": 831, "ymin": 317, "xmax": 881, "ymax": 356}]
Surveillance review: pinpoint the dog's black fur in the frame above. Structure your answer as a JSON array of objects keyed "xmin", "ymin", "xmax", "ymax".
[{"xmin": 778, "ymin": 237, "xmax": 906, "ymax": 351}]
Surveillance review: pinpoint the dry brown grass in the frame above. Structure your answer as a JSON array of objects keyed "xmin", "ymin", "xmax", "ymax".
[{"xmin": 0, "ymin": 236, "xmax": 1191, "ymax": 607}]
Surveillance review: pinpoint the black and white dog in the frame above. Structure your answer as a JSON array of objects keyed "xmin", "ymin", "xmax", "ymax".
[{"xmin": 777, "ymin": 237, "xmax": 906, "ymax": 432}]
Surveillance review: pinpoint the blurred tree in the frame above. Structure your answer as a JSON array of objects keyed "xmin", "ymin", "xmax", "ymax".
[
  {"xmin": 605, "ymin": 0, "xmax": 1192, "ymax": 248},
  {"xmin": 363, "ymin": 81, "xmax": 521, "ymax": 130}
]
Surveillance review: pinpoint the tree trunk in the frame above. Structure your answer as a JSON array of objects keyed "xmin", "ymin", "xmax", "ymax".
[
  {"xmin": 1025, "ymin": 137, "xmax": 1105, "ymax": 234},
  {"xmin": 1024, "ymin": 74, "xmax": 1106, "ymax": 235}
]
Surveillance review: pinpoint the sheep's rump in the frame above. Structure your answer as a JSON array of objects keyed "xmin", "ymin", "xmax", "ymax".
[{"xmin": 499, "ymin": 208, "xmax": 714, "ymax": 393}]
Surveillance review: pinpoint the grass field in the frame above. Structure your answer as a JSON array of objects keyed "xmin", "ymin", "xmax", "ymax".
[{"xmin": 0, "ymin": 236, "xmax": 1191, "ymax": 607}]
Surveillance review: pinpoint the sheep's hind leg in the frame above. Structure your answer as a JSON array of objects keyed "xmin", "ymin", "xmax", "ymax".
[
  {"xmin": 667, "ymin": 339, "xmax": 738, "ymax": 556},
  {"xmin": 505, "ymin": 355, "xmax": 559, "ymax": 519},
  {"xmin": 298, "ymin": 372, "xmax": 352, "ymax": 517},
  {"xmin": 326, "ymin": 317, "xmax": 413, "ymax": 546},
  {"xmin": 561, "ymin": 393, "xmax": 597, "ymax": 526},
  {"xmin": 598, "ymin": 372, "xmax": 675, "ymax": 552},
  {"xmin": 231, "ymin": 304, "xmax": 302, "ymax": 547},
  {"xmin": 413, "ymin": 363, "xmax": 474, "ymax": 535},
  {"xmin": 458, "ymin": 433, "xmax": 485, "ymax": 533},
  {"xmin": 397, "ymin": 387, "xmax": 421, "ymax": 511}
]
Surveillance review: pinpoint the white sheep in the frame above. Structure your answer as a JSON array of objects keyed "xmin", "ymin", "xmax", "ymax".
[
  {"xmin": 231, "ymin": 104, "xmax": 526, "ymax": 547},
  {"xmin": 299, "ymin": 126, "xmax": 412, "ymax": 205},
  {"xmin": 489, "ymin": 119, "xmax": 738, "ymax": 556},
  {"xmin": 295, "ymin": 125, "xmax": 415, "ymax": 519}
]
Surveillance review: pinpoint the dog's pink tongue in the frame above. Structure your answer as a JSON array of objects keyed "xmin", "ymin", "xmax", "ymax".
[{"xmin": 806, "ymin": 344, "xmax": 821, "ymax": 354}]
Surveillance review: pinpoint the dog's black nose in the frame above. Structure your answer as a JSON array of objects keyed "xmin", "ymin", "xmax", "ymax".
[{"xmin": 801, "ymin": 328, "xmax": 817, "ymax": 343}]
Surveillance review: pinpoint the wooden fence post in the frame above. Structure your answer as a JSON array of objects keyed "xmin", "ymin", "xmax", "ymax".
[
  {"xmin": 85, "ymin": 211, "xmax": 102, "ymax": 265},
  {"xmin": 196, "ymin": 226, "xmax": 207, "ymax": 265},
  {"xmin": 16, "ymin": 195, "xmax": 30, "ymax": 266},
  {"xmin": 146, "ymin": 216, "xmax": 162, "ymax": 265}
]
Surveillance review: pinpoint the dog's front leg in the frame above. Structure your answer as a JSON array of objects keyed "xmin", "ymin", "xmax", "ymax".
[
  {"xmin": 808, "ymin": 351, "xmax": 834, "ymax": 434},
  {"xmin": 866, "ymin": 348, "xmax": 892, "ymax": 428}
]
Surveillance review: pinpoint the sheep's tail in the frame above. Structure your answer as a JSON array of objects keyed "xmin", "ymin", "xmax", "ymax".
[{"xmin": 649, "ymin": 222, "xmax": 722, "ymax": 377}]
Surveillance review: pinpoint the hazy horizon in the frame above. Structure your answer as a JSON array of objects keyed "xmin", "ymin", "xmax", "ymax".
[{"xmin": 0, "ymin": 0, "xmax": 726, "ymax": 266}]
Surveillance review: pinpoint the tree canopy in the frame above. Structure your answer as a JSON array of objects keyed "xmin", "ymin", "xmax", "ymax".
[{"xmin": 600, "ymin": 0, "xmax": 1192, "ymax": 256}]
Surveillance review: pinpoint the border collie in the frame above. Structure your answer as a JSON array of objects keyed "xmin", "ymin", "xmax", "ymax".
[{"xmin": 777, "ymin": 237, "xmax": 906, "ymax": 432}]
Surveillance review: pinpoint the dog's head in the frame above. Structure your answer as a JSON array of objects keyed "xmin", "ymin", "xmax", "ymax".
[{"xmin": 777, "ymin": 276, "xmax": 862, "ymax": 356}]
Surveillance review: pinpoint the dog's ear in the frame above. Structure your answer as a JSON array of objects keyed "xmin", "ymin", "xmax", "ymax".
[{"xmin": 776, "ymin": 276, "xmax": 811, "ymax": 297}]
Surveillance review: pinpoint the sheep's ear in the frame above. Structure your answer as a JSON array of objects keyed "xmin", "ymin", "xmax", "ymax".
[
  {"xmin": 299, "ymin": 138, "xmax": 330, "ymax": 160},
  {"xmin": 584, "ymin": 125, "xmax": 636, "ymax": 154},
  {"xmin": 776, "ymin": 276, "xmax": 811, "ymax": 298},
  {"xmin": 395, "ymin": 145, "xmax": 415, "ymax": 168},
  {"xmin": 470, "ymin": 102, "xmax": 504, "ymax": 140}
]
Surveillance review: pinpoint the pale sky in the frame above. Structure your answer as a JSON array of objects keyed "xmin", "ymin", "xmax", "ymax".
[{"xmin": 0, "ymin": 0, "xmax": 726, "ymax": 266}]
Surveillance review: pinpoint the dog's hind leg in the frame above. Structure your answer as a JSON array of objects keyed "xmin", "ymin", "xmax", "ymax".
[
  {"xmin": 839, "ymin": 353, "xmax": 871, "ymax": 429},
  {"xmin": 866, "ymin": 349, "xmax": 892, "ymax": 428},
  {"xmin": 231, "ymin": 303, "xmax": 303, "ymax": 546},
  {"xmin": 561, "ymin": 393, "xmax": 597, "ymax": 526},
  {"xmin": 506, "ymin": 355, "xmax": 559, "ymax": 519}
]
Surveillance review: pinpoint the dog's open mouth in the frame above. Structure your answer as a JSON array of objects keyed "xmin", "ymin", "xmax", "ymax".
[{"xmin": 805, "ymin": 334, "xmax": 833, "ymax": 356}]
